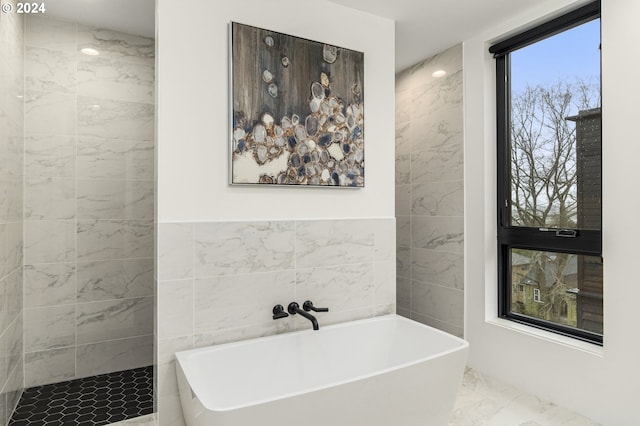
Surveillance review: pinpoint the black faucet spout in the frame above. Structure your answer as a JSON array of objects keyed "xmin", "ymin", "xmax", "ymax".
[
  {"xmin": 287, "ymin": 302, "xmax": 319, "ymax": 330},
  {"xmin": 297, "ymin": 309, "xmax": 319, "ymax": 330}
]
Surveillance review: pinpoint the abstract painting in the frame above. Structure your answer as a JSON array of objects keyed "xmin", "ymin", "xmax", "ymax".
[{"xmin": 230, "ymin": 22, "xmax": 364, "ymax": 187}]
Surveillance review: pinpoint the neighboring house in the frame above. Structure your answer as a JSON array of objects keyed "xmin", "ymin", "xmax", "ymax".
[
  {"xmin": 511, "ymin": 253, "xmax": 578, "ymax": 327},
  {"xmin": 510, "ymin": 108, "xmax": 603, "ymax": 334}
]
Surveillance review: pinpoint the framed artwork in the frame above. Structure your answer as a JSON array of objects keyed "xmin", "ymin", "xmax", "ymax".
[{"xmin": 230, "ymin": 22, "xmax": 364, "ymax": 187}]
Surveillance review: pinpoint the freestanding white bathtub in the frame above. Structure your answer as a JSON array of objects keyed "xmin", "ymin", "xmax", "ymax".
[{"xmin": 175, "ymin": 314, "xmax": 468, "ymax": 426}]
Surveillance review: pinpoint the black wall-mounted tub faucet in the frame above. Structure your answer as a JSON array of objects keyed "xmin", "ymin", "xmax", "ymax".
[{"xmin": 287, "ymin": 302, "xmax": 320, "ymax": 330}]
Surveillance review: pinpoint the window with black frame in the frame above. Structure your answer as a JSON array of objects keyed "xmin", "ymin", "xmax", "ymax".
[{"xmin": 490, "ymin": 1, "xmax": 603, "ymax": 345}]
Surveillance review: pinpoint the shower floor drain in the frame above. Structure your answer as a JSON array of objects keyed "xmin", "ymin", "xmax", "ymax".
[{"xmin": 8, "ymin": 365, "xmax": 153, "ymax": 426}]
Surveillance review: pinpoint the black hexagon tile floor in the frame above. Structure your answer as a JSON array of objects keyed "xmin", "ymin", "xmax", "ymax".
[{"xmin": 9, "ymin": 366, "xmax": 153, "ymax": 426}]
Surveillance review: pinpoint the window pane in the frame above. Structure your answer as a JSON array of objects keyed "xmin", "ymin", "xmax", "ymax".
[
  {"xmin": 510, "ymin": 249, "xmax": 603, "ymax": 335},
  {"xmin": 509, "ymin": 19, "xmax": 601, "ymax": 230}
]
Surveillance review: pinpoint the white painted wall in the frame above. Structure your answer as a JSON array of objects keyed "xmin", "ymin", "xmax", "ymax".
[
  {"xmin": 464, "ymin": 0, "xmax": 640, "ymax": 423},
  {"xmin": 156, "ymin": 0, "xmax": 395, "ymax": 222}
]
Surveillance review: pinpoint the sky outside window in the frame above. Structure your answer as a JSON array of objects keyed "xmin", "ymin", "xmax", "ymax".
[{"xmin": 511, "ymin": 18, "xmax": 601, "ymax": 117}]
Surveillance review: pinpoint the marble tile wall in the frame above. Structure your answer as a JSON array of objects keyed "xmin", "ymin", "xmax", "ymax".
[
  {"xmin": 22, "ymin": 15, "xmax": 155, "ymax": 388},
  {"xmin": 155, "ymin": 218, "xmax": 396, "ymax": 426},
  {"xmin": 0, "ymin": 2, "xmax": 25, "ymax": 423},
  {"xmin": 395, "ymin": 44, "xmax": 464, "ymax": 337}
]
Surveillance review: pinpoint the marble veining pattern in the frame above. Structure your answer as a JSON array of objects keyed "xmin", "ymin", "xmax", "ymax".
[
  {"xmin": 0, "ymin": 223, "xmax": 23, "ymax": 279},
  {"xmin": 373, "ymin": 219, "xmax": 396, "ymax": 262},
  {"xmin": 194, "ymin": 270, "xmax": 296, "ymax": 333},
  {"xmin": 24, "ymin": 135, "xmax": 76, "ymax": 178},
  {"xmin": 396, "ymin": 245, "xmax": 410, "ymax": 278},
  {"xmin": 194, "ymin": 221, "xmax": 295, "ymax": 277},
  {"xmin": 157, "ymin": 223, "xmax": 193, "ymax": 281},
  {"xmin": 107, "ymin": 414, "xmax": 156, "ymax": 426},
  {"xmin": 76, "ymin": 296, "xmax": 154, "ymax": 344},
  {"xmin": 8, "ymin": 316, "xmax": 24, "ymax": 377},
  {"xmin": 76, "ymin": 259, "xmax": 154, "ymax": 302},
  {"xmin": 77, "ymin": 138, "xmax": 154, "ymax": 180},
  {"xmin": 24, "ymin": 91, "xmax": 76, "ymax": 136},
  {"xmin": 395, "ymin": 44, "xmax": 464, "ymax": 331},
  {"xmin": 24, "ymin": 305, "xmax": 75, "ymax": 352},
  {"xmin": 451, "ymin": 368, "xmax": 600, "ymax": 425},
  {"xmin": 76, "ymin": 179, "xmax": 154, "ymax": 220},
  {"xmin": 410, "ymin": 112, "xmax": 463, "ymax": 153},
  {"xmin": 157, "ymin": 280, "xmax": 194, "ymax": 339},
  {"xmin": 78, "ymin": 56, "xmax": 154, "ymax": 104},
  {"xmin": 395, "ymin": 152, "xmax": 410, "ymax": 185},
  {"xmin": 0, "ymin": 1, "xmax": 25, "ymax": 419},
  {"xmin": 24, "ymin": 347, "xmax": 75, "ymax": 387},
  {"xmin": 24, "ymin": 263, "xmax": 76, "ymax": 308},
  {"xmin": 77, "ymin": 26, "xmax": 155, "ymax": 65},
  {"xmin": 295, "ymin": 220, "xmax": 374, "ymax": 268},
  {"xmin": 24, "ymin": 220, "xmax": 76, "ymax": 264},
  {"xmin": 77, "ymin": 96, "xmax": 154, "ymax": 142},
  {"xmin": 412, "ymin": 216, "xmax": 464, "ymax": 254},
  {"xmin": 1, "ymin": 269, "xmax": 24, "ymax": 332},
  {"xmin": 296, "ymin": 263, "xmax": 375, "ymax": 312},
  {"xmin": 412, "ymin": 180, "xmax": 464, "ymax": 217},
  {"xmin": 396, "ymin": 184, "xmax": 410, "ymax": 216},
  {"xmin": 411, "ymin": 248, "xmax": 464, "ymax": 290},
  {"xmin": 22, "ymin": 14, "xmax": 155, "ymax": 388},
  {"xmin": 410, "ymin": 141, "xmax": 464, "ymax": 184},
  {"xmin": 411, "ymin": 311, "xmax": 462, "ymax": 338},
  {"xmin": 374, "ymin": 260, "xmax": 397, "ymax": 307},
  {"xmin": 24, "ymin": 177, "xmax": 75, "ymax": 220},
  {"xmin": 410, "ymin": 281, "xmax": 463, "ymax": 327},
  {"xmin": 396, "ymin": 215, "xmax": 411, "ymax": 248},
  {"xmin": 76, "ymin": 219, "xmax": 153, "ymax": 261},
  {"xmin": 25, "ymin": 46, "xmax": 76, "ymax": 94},
  {"xmin": 396, "ymin": 277, "xmax": 410, "ymax": 309},
  {"xmin": 76, "ymin": 335, "xmax": 153, "ymax": 378}
]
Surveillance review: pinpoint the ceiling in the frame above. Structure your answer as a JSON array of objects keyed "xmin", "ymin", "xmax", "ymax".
[
  {"xmin": 44, "ymin": 0, "xmax": 545, "ymax": 70},
  {"xmin": 328, "ymin": 0, "xmax": 540, "ymax": 71},
  {"xmin": 43, "ymin": 0, "xmax": 155, "ymax": 38}
]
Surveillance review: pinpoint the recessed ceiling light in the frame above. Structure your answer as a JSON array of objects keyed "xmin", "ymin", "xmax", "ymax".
[
  {"xmin": 81, "ymin": 47, "xmax": 100, "ymax": 56},
  {"xmin": 432, "ymin": 70, "xmax": 447, "ymax": 78}
]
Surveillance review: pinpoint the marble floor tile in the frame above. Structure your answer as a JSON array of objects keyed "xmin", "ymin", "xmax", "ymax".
[
  {"xmin": 107, "ymin": 414, "xmax": 156, "ymax": 426},
  {"xmin": 450, "ymin": 368, "xmax": 600, "ymax": 425}
]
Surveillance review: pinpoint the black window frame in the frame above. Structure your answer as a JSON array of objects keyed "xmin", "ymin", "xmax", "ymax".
[{"xmin": 490, "ymin": 1, "xmax": 603, "ymax": 345}]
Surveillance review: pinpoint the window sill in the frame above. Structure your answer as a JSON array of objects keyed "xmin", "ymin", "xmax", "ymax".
[{"xmin": 486, "ymin": 317, "xmax": 604, "ymax": 357}]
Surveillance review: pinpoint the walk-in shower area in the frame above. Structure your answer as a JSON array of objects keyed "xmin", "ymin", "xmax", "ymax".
[{"xmin": 1, "ymin": 7, "xmax": 155, "ymax": 426}]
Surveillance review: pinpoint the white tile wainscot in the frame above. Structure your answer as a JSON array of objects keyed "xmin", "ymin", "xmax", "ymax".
[{"xmin": 156, "ymin": 218, "xmax": 396, "ymax": 426}]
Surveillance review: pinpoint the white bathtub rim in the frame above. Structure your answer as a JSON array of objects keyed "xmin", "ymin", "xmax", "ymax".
[{"xmin": 176, "ymin": 314, "xmax": 469, "ymax": 412}]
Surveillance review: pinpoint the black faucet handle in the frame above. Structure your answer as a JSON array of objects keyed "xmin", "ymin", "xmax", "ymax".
[
  {"xmin": 272, "ymin": 304, "xmax": 289, "ymax": 320},
  {"xmin": 287, "ymin": 302, "xmax": 300, "ymax": 315},
  {"xmin": 303, "ymin": 300, "xmax": 329, "ymax": 313}
]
